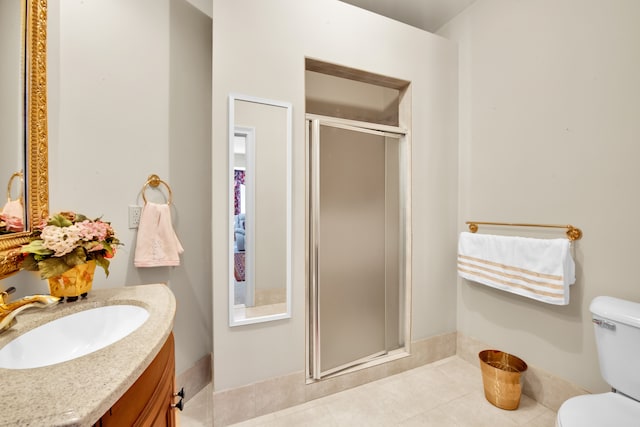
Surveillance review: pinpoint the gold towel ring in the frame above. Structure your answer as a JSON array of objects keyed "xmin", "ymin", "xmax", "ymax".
[
  {"xmin": 141, "ymin": 174, "xmax": 173, "ymax": 205},
  {"xmin": 6, "ymin": 171, "xmax": 24, "ymax": 203}
]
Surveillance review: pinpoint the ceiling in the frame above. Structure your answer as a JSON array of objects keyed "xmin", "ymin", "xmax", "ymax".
[{"xmin": 340, "ymin": 0, "xmax": 476, "ymax": 32}]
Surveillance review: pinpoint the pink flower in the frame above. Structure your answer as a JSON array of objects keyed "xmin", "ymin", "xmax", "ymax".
[
  {"xmin": 1, "ymin": 214, "xmax": 24, "ymax": 232},
  {"xmin": 85, "ymin": 241, "xmax": 105, "ymax": 252},
  {"xmin": 77, "ymin": 219, "xmax": 112, "ymax": 241}
]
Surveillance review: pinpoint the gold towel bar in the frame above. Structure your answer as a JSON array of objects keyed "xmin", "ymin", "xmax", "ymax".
[
  {"xmin": 141, "ymin": 174, "xmax": 173, "ymax": 205},
  {"xmin": 466, "ymin": 221, "xmax": 583, "ymax": 241}
]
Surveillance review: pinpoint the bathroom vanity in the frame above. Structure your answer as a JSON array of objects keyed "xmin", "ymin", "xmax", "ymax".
[
  {"xmin": 0, "ymin": 284, "xmax": 177, "ymax": 426},
  {"xmin": 96, "ymin": 332, "xmax": 176, "ymax": 426}
]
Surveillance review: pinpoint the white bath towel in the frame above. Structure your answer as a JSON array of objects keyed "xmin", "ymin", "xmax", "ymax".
[
  {"xmin": 457, "ymin": 232, "xmax": 576, "ymax": 305},
  {"xmin": 134, "ymin": 202, "xmax": 184, "ymax": 267}
]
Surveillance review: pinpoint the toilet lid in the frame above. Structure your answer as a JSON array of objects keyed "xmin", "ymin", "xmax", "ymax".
[{"xmin": 557, "ymin": 392, "xmax": 640, "ymax": 426}]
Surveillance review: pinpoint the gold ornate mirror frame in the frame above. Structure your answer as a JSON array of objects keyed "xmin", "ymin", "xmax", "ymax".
[{"xmin": 0, "ymin": 0, "xmax": 49, "ymax": 280}]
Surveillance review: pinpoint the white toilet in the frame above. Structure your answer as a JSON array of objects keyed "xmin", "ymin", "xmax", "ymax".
[{"xmin": 556, "ymin": 296, "xmax": 640, "ymax": 426}]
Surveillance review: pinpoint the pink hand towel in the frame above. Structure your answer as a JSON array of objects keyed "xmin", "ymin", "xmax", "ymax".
[{"xmin": 134, "ymin": 202, "xmax": 184, "ymax": 267}]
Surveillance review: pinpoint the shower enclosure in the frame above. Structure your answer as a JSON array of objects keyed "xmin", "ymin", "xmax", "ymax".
[{"xmin": 308, "ymin": 116, "xmax": 409, "ymax": 379}]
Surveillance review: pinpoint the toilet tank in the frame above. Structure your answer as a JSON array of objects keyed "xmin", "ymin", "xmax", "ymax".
[{"xmin": 590, "ymin": 296, "xmax": 640, "ymax": 400}]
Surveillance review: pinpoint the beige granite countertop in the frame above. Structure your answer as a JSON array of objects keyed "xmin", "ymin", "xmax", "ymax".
[{"xmin": 0, "ymin": 283, "xmax": 176, "ymax": 427}]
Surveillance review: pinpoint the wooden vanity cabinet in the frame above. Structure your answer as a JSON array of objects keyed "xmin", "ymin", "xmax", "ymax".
[{"xmin": 94, "ymin": 333, "xmax": 177, "ymax": 427}]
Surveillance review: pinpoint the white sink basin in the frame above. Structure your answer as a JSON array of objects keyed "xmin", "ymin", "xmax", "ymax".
[{"xmin": 0, "ymin": 305, "xmax": 149, "ymax": 369}]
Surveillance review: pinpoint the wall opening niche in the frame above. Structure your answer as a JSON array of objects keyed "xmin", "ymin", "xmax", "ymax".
[{"xmin": 305, "ymin": 58, "xmax": 412, "ymax": 381}]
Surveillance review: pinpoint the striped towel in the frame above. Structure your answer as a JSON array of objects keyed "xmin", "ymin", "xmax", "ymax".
[{"xmin": 457, "ymin": 232, "xmax": 576, "ymax": 305}]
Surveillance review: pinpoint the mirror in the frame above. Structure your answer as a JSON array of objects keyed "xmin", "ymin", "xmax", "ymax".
[
  {"xmin": 0, "ymin": 1, "xmax": 26, "ymax": 235},
  {"xmin": 0, "ymin": 0, "xmax": 49, "ymax": 280},
  {"xmin": 228, "ymin": 94, "xmax": 292, "ymax": 326}
]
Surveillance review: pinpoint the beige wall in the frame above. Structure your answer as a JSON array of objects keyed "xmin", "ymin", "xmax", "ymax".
[
  {"xmin": 213, "ymin": 0, "xmax": 458, "ymax": 391},
  {"xmin": 168, "ymin": 0, "xmax": 213, "ymax": 376},
  {"xmin": 439, "ymin": 0, "xmax": 640, "ymax": 393}
]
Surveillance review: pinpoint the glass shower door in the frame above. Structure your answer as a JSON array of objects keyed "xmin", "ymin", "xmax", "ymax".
[{"xmin": 309, "ymin": 118, "xmax": 404, "ymax": 379}]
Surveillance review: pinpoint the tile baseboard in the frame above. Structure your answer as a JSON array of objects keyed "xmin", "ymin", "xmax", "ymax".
[
  {"xmin": 191, "ymin": 332, "xmax": 588, "ymax": 426},
  {"xmin": 213, "ymin": 332, "xmax": 457, "ymax": 426},
  {"xmin": 177, "ymin": 353, "xmax": 213, "ymax": 404}
]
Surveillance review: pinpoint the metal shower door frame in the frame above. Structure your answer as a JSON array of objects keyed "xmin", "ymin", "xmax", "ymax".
[{"xmin": 307, "ymin": 114, "xmax": 410, "ymax": 380}]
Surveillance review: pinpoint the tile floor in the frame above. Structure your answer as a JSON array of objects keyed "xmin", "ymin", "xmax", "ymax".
[{"xmin": 179, "ymin": 356, "xmax": 557, "ymax": 427}]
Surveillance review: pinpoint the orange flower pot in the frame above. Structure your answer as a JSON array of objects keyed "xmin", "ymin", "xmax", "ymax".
[{"xmin": 47, "ymin": 260, "xmax": 96, "ymax": 300}]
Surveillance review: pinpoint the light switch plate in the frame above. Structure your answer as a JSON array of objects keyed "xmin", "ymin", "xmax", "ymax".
[{"xmin": 128, "ymin": 205, "xmax": 142, "ymax": 228}]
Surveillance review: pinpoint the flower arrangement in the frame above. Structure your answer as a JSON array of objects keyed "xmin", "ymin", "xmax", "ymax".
[
  {"xmin": 0, "ymin": 214, "xmax": 24, "ymax": 234},
  {"xmin": 21, "ymin": 211, "xmax": 121, "ymax": 279},
  {"xmin": 0, "ymin": 200, "xmax": 24, "ymax": 234}
]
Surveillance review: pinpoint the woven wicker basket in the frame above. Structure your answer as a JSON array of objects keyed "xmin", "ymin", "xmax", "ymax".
[{"xmin": 478, "ymin": 350, "xmax": 528, "ymax": 410}]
